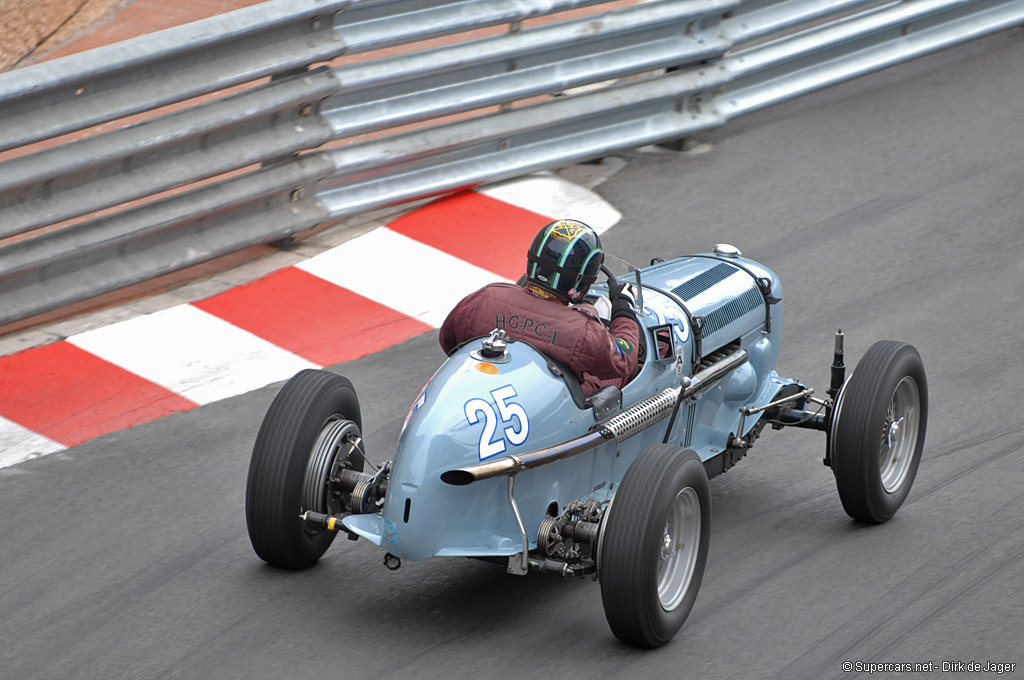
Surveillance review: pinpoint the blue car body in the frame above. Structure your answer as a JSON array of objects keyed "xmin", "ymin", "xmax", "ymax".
[{"xmin": 343, "ymin": 252, "xmax": 804, "ymax": 561}]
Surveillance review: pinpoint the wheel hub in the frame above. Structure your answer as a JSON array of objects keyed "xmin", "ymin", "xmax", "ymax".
[
  {"xmin": 302, "ymin": 417, "xmax": 361, "ymax": 523},
  {"xmin": 886, "ymin": 416, "xmax": 904, "ymax": 449},
  {"xmin": 656, "ymin": 486, "xmax": 701, "ymax": 611},
  {"xmin": 661, "ymin": 532, "xmax": 674, "ymax": 560},
  {"xmin": 878, "ymin": 376, "xmax": 921, "ymax": 494}
]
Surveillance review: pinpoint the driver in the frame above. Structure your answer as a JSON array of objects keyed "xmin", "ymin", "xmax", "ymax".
[{"xmin": 439, "ymin": 219, "xmax": 640, "ymax": 396}]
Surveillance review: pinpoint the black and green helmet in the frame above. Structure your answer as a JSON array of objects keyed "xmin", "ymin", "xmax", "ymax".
[{"xmin": 525, "ymin": 219, "xmax": 603, "ymax": 303}]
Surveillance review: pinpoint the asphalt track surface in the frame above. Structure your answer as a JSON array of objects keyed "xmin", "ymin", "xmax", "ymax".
[{"xmin": 3, "ymin": 29, "xmax": 1023, "ymax": 680}]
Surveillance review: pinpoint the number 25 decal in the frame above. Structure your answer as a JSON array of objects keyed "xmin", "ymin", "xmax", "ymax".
[{"xmin": 464, "ymin": 385, "xmax": 530, "ymax": 460}]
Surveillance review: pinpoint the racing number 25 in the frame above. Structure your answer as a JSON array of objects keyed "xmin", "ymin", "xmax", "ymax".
[{"xmin": 464, "ymin": 385, "xmax": 529, "ymax": 460}]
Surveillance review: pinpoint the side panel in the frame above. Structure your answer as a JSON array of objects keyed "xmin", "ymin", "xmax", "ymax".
[{"xmin": 364, "ymin": 342, "xmax": 613, "ymax": 561}]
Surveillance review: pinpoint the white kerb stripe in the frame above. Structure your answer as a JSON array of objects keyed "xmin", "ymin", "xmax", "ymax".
[
  {"xmin": 68, "ymin": 305, "xmax": 317, "ymax": 405},
  {"xmin": 297, "ymin": 227, "xmax": 509, "ymax": 328},
  {"xmin": 478, "ymin": 175, "xmax": 621, "ymax": 234},
  {"xmin": 0, "ymin": 417, "xmax": 64, "ymax": 469}
]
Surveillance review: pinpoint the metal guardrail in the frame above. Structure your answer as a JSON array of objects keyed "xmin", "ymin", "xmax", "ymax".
[{"xmin": 1, "ymin": 0, "xmax": 1022, "ymax": 327}]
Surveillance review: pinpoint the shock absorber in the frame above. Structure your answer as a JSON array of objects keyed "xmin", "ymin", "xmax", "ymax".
[
  {"xmin": 823, "ymin": 330, "xmax": 845, "ymax": 469},
  {"xmin": 828, "ymin": 329, "xmax": 845, "ymax": 401}
]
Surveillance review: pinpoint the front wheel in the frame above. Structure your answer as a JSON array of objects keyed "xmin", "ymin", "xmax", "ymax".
[
  {"xmin": 245, "ymin": 369, "xmax": 363, "ymax": 569},
  {"xmin": 831, "ymin": 341, "xmax": 928, "ymax": 524},
  {"xmin": 599, "ymin": 444, "xmax": 711, "ymax": 647}
]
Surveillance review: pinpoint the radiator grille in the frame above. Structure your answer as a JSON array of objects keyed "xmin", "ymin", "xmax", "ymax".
[
  {"xmin": 671, "ymin": 263, "xmax": 737, "ymax": 300},
  {"xmin": 701, "ymin": 287, "xmax": 764, "ymax": 335}
]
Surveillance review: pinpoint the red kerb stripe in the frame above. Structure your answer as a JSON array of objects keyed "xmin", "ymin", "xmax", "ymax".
[
  {"xmin": 387, "ymin": 191, "xmax": 552, "ymax": 281},
  {"xmin": 0, "ymin": 342, "xmax": 196, "ymax": 446},
  {"xmin": 193, "ymin": 267, "xmax": 433, "ymax": 365}
]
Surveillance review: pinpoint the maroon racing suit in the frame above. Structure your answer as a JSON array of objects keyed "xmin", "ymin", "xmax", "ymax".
[{"xmin": 439, "ymin": 282, "xmax": 640, "ymax": 395}]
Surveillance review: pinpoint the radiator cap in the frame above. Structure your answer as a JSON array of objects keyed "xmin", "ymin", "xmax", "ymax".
[{"xmin": 714, "ymin": 243, "xmax": 742, "ymax": 258}]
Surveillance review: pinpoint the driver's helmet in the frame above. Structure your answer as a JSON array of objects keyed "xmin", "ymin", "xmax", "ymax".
[{"xmin": 525, "ymin": 219, "xmax": 603, "ymax": 303}]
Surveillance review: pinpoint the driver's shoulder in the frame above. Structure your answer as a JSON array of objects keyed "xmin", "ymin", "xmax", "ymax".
[
  {"xmin": 478, "ymin": 282, "xmax": 523, "ymax": 296},
  {"xmin": 570, "ymin": 304, "xmax": 600, "ymax": 321}
]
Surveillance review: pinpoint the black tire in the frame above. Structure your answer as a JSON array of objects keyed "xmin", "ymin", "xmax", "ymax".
[
  {"xmin": 831, "ymin": 341, "xmax": 927, "ymax": 524},
  {"xmin": 245, "ymin": 369, "xmax": 362, "ymax": 569},
  {"xmin": 599, "ymin": 444, "xmax": 711, "ymax": 648}
]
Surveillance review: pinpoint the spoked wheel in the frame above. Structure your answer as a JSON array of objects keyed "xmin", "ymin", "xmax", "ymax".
[
  {"xmin": 246, "ymin": 369, "xmax": 364, "ymax": 569},
  {"xmin": 831, "ymin": 341, "xmax": 928, "ymax": 524},
  {"xmin": 599, "ymin": 444, "xmax": 710, "ymax": 648}
]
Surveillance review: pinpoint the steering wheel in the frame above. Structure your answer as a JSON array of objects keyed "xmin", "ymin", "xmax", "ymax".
[{"xmin": 600, "ymin": 264, "xmax": 619, "ymax": 296}]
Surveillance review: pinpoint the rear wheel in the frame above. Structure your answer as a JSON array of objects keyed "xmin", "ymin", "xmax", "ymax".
[
  {"xmin": 831, "ymin": 341, "xmax": 927, "ymax": 523},
  {"xmin": 246, "ymin": 369, "xmax": 363, "ymax": 569},
  {"xmin": 599, "ymin": 444, "xmax": 710, "ymax": 647}
]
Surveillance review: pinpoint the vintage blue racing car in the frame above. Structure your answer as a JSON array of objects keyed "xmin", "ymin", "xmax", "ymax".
[{"xmin": 245, "ymin": 245, "xmax": 928, "ymax": 647}]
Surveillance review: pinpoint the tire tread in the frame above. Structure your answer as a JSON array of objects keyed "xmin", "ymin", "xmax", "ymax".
[
  {"xmin": 833, "ymin": 341, "xmax": 927, "ymax": 523},
  {"xmin": 600, "ymin": 444, "xmax": 710, "ymax": 647},
  {"xmin": 245, "ymin": 369, "xmax": 361, "ymax": 569}
]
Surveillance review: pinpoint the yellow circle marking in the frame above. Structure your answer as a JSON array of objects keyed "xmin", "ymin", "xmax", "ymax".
[{"xmin": 475, "ymin": 362, "xmax": 499, "ymax": 374}]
